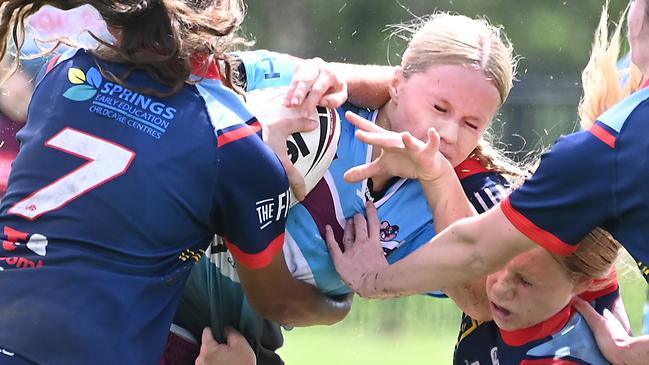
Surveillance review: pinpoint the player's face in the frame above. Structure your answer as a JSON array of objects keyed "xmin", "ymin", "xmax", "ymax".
[
  {"xmin": 629, "ymin": 0, "xmax": 649, "ymax": 71},
  {"xmin": 389, "ymin": 64, "xmax": 501, "ymax": 167},
  {"xmin": 485, "ymin": 247, "xmax": 581, "ymax": 331}
]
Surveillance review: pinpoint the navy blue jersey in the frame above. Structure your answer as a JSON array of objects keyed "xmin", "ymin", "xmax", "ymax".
[
  {"xmin": 0, "ymin": 49, "xmax": 289, "ymax": 365},
  {"xmin": 502, "ymin": 87, "xmax": 649, "ymax": 281},
  {"xmin": 454, "ymin": 281, "xmax": 619, "ymax": 364}
]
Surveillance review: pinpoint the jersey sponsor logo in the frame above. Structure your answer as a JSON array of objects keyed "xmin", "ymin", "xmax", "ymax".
[
  {"xmin": 0, "ymin": 226, "xmax": 48, "ymax": 270},
  {"xmin": 62, "ymin": 66, "xmax": 177, "ymax": 140},
  {"xmin": 2, "ymin": 226, "xmax": 48, "ymax": 257},
  {"xmin": 255, "ymin": 189, "xmax": 290, "ymax": 230}
]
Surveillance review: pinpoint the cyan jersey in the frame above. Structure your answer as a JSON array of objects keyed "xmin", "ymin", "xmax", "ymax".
[
  {"xmin": 231, "ymin": 50, "xmax": 511, "ymax": 296},
  {"xmin": 171, "ymin": 51, "xmax": 510, "ymax": 354},
  {"xmin": 503, "ymin": 86, "xmax": 649, "ymax": 282},
  {"xmin": 0, "ymin": 49, "xmax": 289, "ymax": 365},
  {"xmin": 454, "ymin": 287, "xmax": 619, "ymax": 365}
]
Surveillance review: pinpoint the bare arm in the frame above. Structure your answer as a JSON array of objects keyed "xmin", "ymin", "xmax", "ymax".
[
  {"xmin": 329, "ymin": 63, "xmax": 393, "ymax": 110},
  {"xmin": 236, "ymin": 249, "xmax": 352, "ymax": 327},
  {"xmin": 328, "ymin": 203, "xmax": 536, "ymax": 298}
]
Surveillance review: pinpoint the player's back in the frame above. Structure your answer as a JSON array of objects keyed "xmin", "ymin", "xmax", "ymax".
[{"xmin": 0, "ymin": 49, "xmax": 284, "ymax": 365}]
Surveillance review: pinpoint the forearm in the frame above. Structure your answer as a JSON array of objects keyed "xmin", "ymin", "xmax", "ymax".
[
  {"xmin": 330, "ymin": 63, "xmax": 393, "ymax": 109},
  {"xmin": 419, "ymin": 163, "xmax": 477, "ymax": 232},
  {"xmin": 268, "ymin": 283, "xmax": 353, "ymax": 327},
  {"xmin": 363, "ymin": 207, "xmax": 534, "ymax": 297},
  {"xmin": 237, "ymin": 251, "xmax": 352, "ymax": 327}
]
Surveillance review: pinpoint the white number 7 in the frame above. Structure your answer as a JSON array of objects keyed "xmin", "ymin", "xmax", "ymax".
[{"xmin": 9, "ymin": 127, "xmax": 135, "ymax": 220}]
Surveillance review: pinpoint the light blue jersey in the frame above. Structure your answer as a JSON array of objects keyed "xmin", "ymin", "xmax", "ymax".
[{"xmin": 170, "ymin": 50, "xmax": 510, "ymax": 363}]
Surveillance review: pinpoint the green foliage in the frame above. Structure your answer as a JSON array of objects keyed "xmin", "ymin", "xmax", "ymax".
[{"xmin": 242, "ymin": 0, "xmax": 632, "ymax": 158}]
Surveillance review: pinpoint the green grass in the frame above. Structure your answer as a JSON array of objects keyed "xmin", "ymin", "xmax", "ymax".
[{"xmin": 280, "ymin": 267, "xmax": 648, "ymax": 364}]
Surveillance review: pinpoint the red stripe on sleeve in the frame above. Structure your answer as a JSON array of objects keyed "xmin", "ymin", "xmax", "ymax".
[
  {"xmin": 589, "ymin": 124, "xmax": 616, "ymax": 148},
  {"xmin": 225, "ymin": 232, "xmax": 285, "ymax": 269},
  {"xmin": 501, "ymin": 197, "xmax": 577, "ymax": 256},
  {"xmin": 217, "ymin": 121, "xmax": 262, "ymax": 147}
]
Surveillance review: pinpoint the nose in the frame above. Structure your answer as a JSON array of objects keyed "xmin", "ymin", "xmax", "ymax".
[
  {"xmin": 489, "ymin": 271, "xmax": 514, "ymax": 301},
  {"xmin": 436, "ymin": 119, "xmax": 460, "ymax": 146}
]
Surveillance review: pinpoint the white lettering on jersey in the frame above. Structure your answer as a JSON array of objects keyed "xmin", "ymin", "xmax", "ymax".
[
  {"xmin": 490, "ymin": 346, "xmax": 500, "ymax": 365},
  {"xmin": 255, "ymin": 189, "xmax": 290, "ymax": 230}
]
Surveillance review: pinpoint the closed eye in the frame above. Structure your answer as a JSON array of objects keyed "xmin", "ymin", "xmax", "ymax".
[
  {"xmin": 434, "ymin": 105, "xmax": 447, "ymax": 113},
  {"xmin": 465, "ymin": 121, "xmax": 478, "ymax": 130}
]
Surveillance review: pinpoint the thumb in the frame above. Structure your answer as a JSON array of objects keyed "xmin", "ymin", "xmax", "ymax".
[
  {"xmin": 201, "ymin": 327, "xmax": 218, "ymax": 346},
  {"xmin": 321, "ymin": 92, "xmax": 346, "ymax": 109},
  {"xmin": 223, "ymin": 326, "xmax": 246, "ymax": 348}
]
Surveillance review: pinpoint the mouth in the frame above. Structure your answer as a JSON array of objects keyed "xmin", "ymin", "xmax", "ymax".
[{"xmin": 490, "ymin": 301, "xmax": 512, "ymax": 320}]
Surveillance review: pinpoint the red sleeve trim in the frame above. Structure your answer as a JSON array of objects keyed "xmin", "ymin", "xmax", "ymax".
[
  {"xmin": 589, "ymin": 124, "xmax": 616, "ymax": 148},
  {"xmin": 454, "ymin": 157, "xmax": 489, "ymax": 180},
  {"xmin": 216, "ymin": 120, "xmax": 261, "ymax": 147},
  {"xmin": 225, "ymin": 232, "xmax": 285, "ymax": 269},
  {"xmin": 501, "ymin": 196, "xmax": 577, "ymax": 256}
]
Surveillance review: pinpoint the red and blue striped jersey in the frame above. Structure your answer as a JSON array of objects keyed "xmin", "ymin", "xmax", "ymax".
[
  {"xmin": 0, "ymin": 49, "xmax": 289, "ymax": 365},
  {"xmin": 502, "ymin": 87, "xmax": 649, "ymax": 282}
]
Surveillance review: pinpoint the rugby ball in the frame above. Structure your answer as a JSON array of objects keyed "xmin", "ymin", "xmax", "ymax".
[{"xmin": 245, "ymin": 86, "xmax": 340, "ymax": 207}]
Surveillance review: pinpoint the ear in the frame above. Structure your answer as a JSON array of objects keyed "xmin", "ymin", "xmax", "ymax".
[
  {"xmin": 388, "ymin": 67, "xmax": 404, "ymax": 104},
  {"xmin": 572, "ymin": 276, "xmax": 595, "ymax": 296}
]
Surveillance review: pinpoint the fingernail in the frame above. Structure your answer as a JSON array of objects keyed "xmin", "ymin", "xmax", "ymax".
[{"xmin": 291, "ymin": 97, "xmax": 300, "ymax": 106}]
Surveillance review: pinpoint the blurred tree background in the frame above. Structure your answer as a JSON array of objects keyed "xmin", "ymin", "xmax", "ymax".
[{"xmin": 243, "ymin": 0, "xmax": 629, "ymax": 157}]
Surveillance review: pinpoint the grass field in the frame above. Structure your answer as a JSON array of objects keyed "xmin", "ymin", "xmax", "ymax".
[{"xmin": 279, "ymin": 261, "xmax": 648, "ymax": 365}]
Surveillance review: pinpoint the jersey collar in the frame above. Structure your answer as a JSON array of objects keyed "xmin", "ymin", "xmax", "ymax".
[
  {"xmin": 190, "ymin": 54, "xmax": 222, "ymax": 80},
  {"xmin": 499, "ymin": 303, "xmax": 573, "ymax": 347}
]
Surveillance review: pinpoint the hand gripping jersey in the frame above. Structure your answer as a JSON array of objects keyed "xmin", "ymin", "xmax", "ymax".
[
  {"xmin": 170, "ymin": 50, "xmax": 511, "ymax": 363},
  {"xmin": 454, "ymin": 286, "xmax": 620, "ymax": 365},
  {"xmin": 0, "ymin": 49, "xmax": 289, "ymax": 365},
  {"xmin": 502, "ymin": 86, "xmax": 649, "ymax": 282}
]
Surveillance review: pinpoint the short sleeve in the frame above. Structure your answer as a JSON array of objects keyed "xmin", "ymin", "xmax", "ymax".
[
  {"xmin": 214, "ymin": 126, "xmax": 290, "ymax": 269},
  {"xmin": 234, "ymin": 50, "xmax": 300, "ymax": 91},
  {"xmin": 502, "ymin": 130, "xmax": 616, "ymax": 255},
  {"xmin": 460, "ymin": 172, "xmax": 510, "ymax": 214}
]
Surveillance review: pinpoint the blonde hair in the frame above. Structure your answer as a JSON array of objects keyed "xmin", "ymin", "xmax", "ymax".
[
  {"xmin": 0, "ymin": 0, "xmax": 250, "ymax": 96},
  {"xmin": 554, "ymin": 228, "xmax": 620, "ymax": 289},
  {"xmin": 392, "ymin": 13, "xmax": 522, "ymax": 178},
  {"xmin": 579, "ymin": 2, "xmax": 644, "ymax": 129},
  {"xmin": 394, "ymin": 12, "xmax": 516, "ymax": 105}
]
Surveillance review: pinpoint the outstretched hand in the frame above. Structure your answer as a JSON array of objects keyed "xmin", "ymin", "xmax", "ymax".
[
  {"xmin": 343, "ymin": 111, "xmax": 451, "ymax": 183},
  {"xmin": 195, "ymin": 327, "xmax": 256, "ymax": 365},
  {"xmin": 325, "ymin": 201, "xmax": 389, "ymax": 298}
]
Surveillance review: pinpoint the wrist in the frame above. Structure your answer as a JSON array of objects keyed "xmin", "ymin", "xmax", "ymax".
[{"xmin": 418, "ymin": 160, "xmax": 455, "ymax": 184}]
